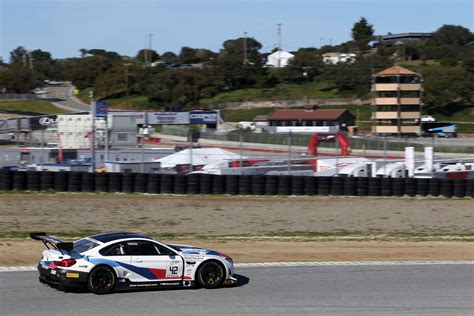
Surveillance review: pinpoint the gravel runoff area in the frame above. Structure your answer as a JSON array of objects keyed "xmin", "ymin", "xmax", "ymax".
[{"xmin": 0, "ymin": 194, "xmax": 472, "ymax": 265}]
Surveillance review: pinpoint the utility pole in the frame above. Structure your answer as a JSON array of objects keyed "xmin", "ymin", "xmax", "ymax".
[
  {"xmin": 144, "ymin": 35, "xmax": 148, "ymax": 65},
  {"xmin": 148, "ymin": 33, "xmax": 154, "ymax": 65},
  {"xmin": 277, "ymin": 23, "xmax": 282, "ymax": 67},
  {"xmin": 90, "ymin": 91, "xmax": 96, "ymax": 172},
  {"xmin": 243, "ymin": 32, "xmax": 248, "ymax": 65}
]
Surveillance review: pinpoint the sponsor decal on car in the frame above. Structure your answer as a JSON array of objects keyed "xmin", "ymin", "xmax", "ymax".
[{"xmin": 66, "ymin": 272, "xmax": 79, "ymax": 278}]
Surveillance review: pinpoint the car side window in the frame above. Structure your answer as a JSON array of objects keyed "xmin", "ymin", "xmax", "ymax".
[
  {"xmin": 99, "ymin": 243, "xmax": 129, "ymax": 256},
  {"xmin": 127, "ymin": 241, "xmax": 161, "ymax": 256}
]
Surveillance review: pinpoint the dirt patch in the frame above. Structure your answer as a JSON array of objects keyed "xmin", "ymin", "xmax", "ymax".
[
  {"xmin": 0, "ymin": 194, "xmax": 473, "ymax": 236},
  {"xmin": 0, "ymin": 239, "xmax": 472, "ymax": 266}
]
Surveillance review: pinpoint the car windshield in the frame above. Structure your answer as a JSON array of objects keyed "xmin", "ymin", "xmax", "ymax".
[{"xmin": 73, "ymin": 239, "xmax": 99, "ymax": 253}]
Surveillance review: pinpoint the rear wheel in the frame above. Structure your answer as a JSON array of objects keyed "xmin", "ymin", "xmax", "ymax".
[
  {"xmin": 196, "ymin": 260, "xmax": 225, "ymax": 289},
  {"xmin": 87, "ymin": 266, "xmax": 116, "ymax": 294}
]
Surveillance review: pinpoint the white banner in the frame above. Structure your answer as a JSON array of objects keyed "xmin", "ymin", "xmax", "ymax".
[
  {"xmin": 424, "ymin": 147, "xmax": 433, "ymax": 172},
  {"xmin": 404, "ymin": 147, "xmax": 415, "ymax": 176},
  {"xmin": 110, "ymin": 111, "xmax": 146, "ymax": 125},
  {"xmin": 147, "ymin": 112, "xmax": 190, "ymax": 125}
]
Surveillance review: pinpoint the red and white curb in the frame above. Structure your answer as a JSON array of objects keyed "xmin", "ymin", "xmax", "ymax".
[{"xmin": 0, "ymin": 261, "xmax": 472, "ymax": 272}]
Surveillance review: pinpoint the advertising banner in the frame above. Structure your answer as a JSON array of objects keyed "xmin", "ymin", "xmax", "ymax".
[
  {"xmin": 147, "ymin": 112, "xmax": 190, "ymax": 125},
  {"xmin": 189, "ymin": 111, "xmax": 218, "ymax": 125},
  {"xmin": 95, "ymin": 101, "xmax": 109, "ymax": 118}
]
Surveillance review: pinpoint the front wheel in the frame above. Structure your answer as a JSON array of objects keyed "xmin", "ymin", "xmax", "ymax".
[
  {"xmin": 196, "ymin": 261, "xmax": 225, "ymax": 289},
  {"xmin": 88, "ymin": 266, "xmax": 116, "ymax": 294}
]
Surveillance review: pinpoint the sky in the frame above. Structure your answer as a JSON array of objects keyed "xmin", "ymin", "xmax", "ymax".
[{"xmin": 0, "ymin": 0, "xmax": 473, "ymax": 61}]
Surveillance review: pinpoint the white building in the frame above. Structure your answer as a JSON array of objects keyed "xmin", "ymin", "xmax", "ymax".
[
  {"xmin": 265, "ymin": 50, "xmax": 294, "ymax": 68},
  {"xmin": 322, "ymin": 52, "xmax": 356, "ymax": 64}
]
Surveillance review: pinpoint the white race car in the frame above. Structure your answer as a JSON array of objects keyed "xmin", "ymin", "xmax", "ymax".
[{"xmin": 31, "ymin": 232, "xmax": 236, "ymax": 294}]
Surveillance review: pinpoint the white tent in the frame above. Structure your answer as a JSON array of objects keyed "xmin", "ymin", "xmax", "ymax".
[
  {"xmin": 266, "ymin": 50, "xmax": 294, "ymax": 68},
  {"xmin": 156, "ymin": 148, "xmax": 241, "ymax": 169}
]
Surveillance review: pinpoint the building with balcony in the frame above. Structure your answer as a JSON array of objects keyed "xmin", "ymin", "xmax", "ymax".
[{"xmin": 372, "ymin": 65, "xmax": 422, "ymax": 136}]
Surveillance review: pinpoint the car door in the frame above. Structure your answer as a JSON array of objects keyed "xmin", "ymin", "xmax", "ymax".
[
  {"xmin": 127, "ymin": 240, "xmax": 183, "ymax": 282},
  {"xmin": 98, "ymin": 242, "xmax": 134, "ymax": 281}
]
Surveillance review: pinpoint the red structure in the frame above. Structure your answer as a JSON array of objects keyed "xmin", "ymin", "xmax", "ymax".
[{"xmin": 307, "ymin": 132, "xmax": 350, "ymax": 157}]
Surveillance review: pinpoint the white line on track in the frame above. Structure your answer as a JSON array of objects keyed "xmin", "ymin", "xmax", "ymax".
[{"xmin": 0, "ymin": 261, "xmax": 472, "ymax": 272}]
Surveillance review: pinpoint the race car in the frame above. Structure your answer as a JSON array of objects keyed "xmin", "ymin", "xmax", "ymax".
[{"xmin": 31, "ymin": 232, "xmax": 236, "ymax": 294}]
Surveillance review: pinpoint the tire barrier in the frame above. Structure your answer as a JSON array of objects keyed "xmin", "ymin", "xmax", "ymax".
[
  {"xmin": 108, "ymin": 173, "xmax": 122, "ymax": 193},
  {"xmin": 187, "ymin": 174, "xmax": 200, "ymax": 195},
  {"xmin": 134, "ymin": 173, "xmax": 148, "ymax": 193},
  {"xmin": 81, "ymin": 172, "xmax": 95, "ymax": 192},
  {"xmin": 356, "ymin": 177, "xmax": 368, "ymax": 196},
  {"xmin": 330, "ymin": 177, "xmax": 343, "ymax": 196},
  {"xmin": 367, "ymin": 178, "xmax": 381, "ymax": 196},
  {"xmin": 12, "ymin": 171, "xmax": 26, "ymax": 190},
  {"xmin": 174, "ymin": 174, "xmax": 187, "ymax": 194},
  {"xmin": 466, "ymin": 179, "xmax": 474, "ymax": 198},
  {"xmin": 416, "ymin": 178, "xmax": 429, "ymax": 197},
  {"xmin": 318, "ymin": 177, "xmax": 331, "ymax": 196},
  {"xmin": 68, "ymin": 172, "xmax": 82, "ymax": 192},
  {"xmin": 147, "ymin": 174, "xmax": 161, "ymax": 194},
  {"xmin": 428, "ymin": 178, "xmax": 440, "ymax": 197},
  {"xmin": 452, "ymin": 179, "xmax": 466, "ymax": 198},
  {"xmin": 160, "ymin": 174, "xmax": 174, "ymax": 194},
  {"xmin": 199, "ymin": 174, "xmax": 213, "ymax": 195},
  {"xmin": 440, "ymin": 179, "xmax": 453, "ymax": 198},
  {"xmin": 380, "ymin": 178, "xmax": 393, "ymax": 196},
  {"xmin": 122, "ymin": 173, "xmax": 135, "ymax": 193},
  {"xmin": 0, "ymin": 171, "xmax": 470, "ymax": 198},
  {"xmin": 26, "ymin": 171, "xmax": 41, "ymax": 191},
  {"xmin": 40, "ymin": 171, "xmax": 55, "ymax": 191},
  {"xmin": 251, "ymin": 175, "xmax": 265, "ymax": 195},
  {"xmin": 277, "ymin": 176, "xmax": 291, "ymax": 195},
  {"xmin": 212, "ymin": 175, "xmax": 225, "ymax": 194},
  {"xmin": 291, "ymin": 176, "xmax": 305, "ymax": 196},
  {"xmin": 304, "ymin": 176, "xmax": 317, "ymax": 196},
  {"xmin": 404, "ymin": 178, "xmax": 417, "ymax": 197},
  {"xmin": 53, "ymin": 172, "xmax": 68, "ymax": 192},
  {"xmin": 224, "ymin": 175, "xmax": 238, "ymax": 195},
  {"xmin": 94, "ymin": 173, "xmax": 108, "ymax": 193},
  {"xmin": 0, "ymin": 170, "xmax": 12, "ymax": 191},
  {"xmin": 238, "ymin": 175, "xmax": 252, "ymax": 195},
  {"xmin": 265, "ymin": 175, "xmax": 278, "ymax": 195}
]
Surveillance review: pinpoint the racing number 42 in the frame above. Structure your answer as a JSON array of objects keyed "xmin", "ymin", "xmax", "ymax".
[{"xmin": 169, "ymin": 266, "xmax": 178, "ymax": 275}]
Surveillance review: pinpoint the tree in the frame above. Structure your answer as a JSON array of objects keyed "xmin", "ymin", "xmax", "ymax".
[
  {"xmin": 9, "ymin": 46, "xmax": 28, "ymax": 64},
  {"xmin": 178, "ymin": 47, "xmax": 216, "ymax": 64},
  {"xmin": 431, "ymin": 25, "xmax": 473, "ymax": 46},
  {"xmin": 136, "ymin": 49, "xmax": 159, "ymax": 63},
  {"xmin": 351, "ymin": 17, "xmax": 374, "ymax": 51},
  {"xmin": 161, "ymin": 51, "xmax": 179, "ymax": 64},
  {"xmin": 0, "ymin": 64, "xmax": 42, "ymax": 93},
  {"xmin": 30, "ymin": 49, "xmax": 52, "ymax": 62}
]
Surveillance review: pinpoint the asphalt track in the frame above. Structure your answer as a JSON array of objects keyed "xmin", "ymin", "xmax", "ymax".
[{"xmin": 1, "ymin": 264, "xmax": 472, "ymax": 315}]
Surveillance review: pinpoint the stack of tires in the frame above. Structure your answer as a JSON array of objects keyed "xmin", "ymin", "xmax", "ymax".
[
  {"xmin": 368, "ymin": 178, "xmax": 381, "ymax": 196},
  {"xmin": 0, "ymin": 169, "xmax": 13, "ymax": 191},
  {"xmin": 147, "ymin": 174, "xmax": 161, "ymax": 194},
  {"xmin": 199, "ymin": 174, "xmax": 213, "ymax": 195},
  {"xmin": 392, "ymin": 178, "xmax": 404, "ymax": 197},
  {"xmin": 238, "ymin": 175, "xmax": 251, "ymax": 195},
  {"xmin": 416, "ymin": 178, "xmax": 429, "ymax": 197},
  {"xmin": 356, "ymin": 177, "xmax": 368, "ymax": 196},
  {"xmin": 304, "ymin": 176, "xmax": 317, "ymax": 196},
  {"xmin": 342, "ymin": 177, "xmax": 357, "ymax": 196},
  {"xmin": 13, "ymin": 171, "xmax": 26, "ymax": 190},
  {"xmin": 224, "ymin": 175, "xmax": 238, "ymax": 195},
  {"xmin": 54, "ymin": 172, "xmax": 68, "ymax": 192},
  {"xmin": 466, "ymin": 179, "xmax": 474, "ymax": 198},
  {"xmin": 134, "ymin": 173, "xmax": 148, "ymax": 193},
  {"xmin": 174, "ymin": 174, "xmax": 187, "ymax": 194},
  {"xmin": 212, "ymin": 175, "xmax": 225, "ymax": 194},
  {"xmin": 160, "ymin": 174, "xmax": 174, "ymax": 194},
  {"xmin": 440, "ymin": 179, "xmax": 453, "ymax": 198},
  {"xmin": 41, "ymin": 171, "xmax": 55, "ymax": 191},
  {"xmin": 404, "ymin": 178, "xmax": 417, "ymax": 197},
  {"xmin": 265, "ymin": 175, "xmax": 278, "ymax": 195},
  {"xmin": 81, "ymin": 172, "xmax": 94, "ymax": 192},
  {"xmin": 291, "ymin": 176, "xmax": 305, "ymax": 195},
  {"xmin": 380, "ymin": 178, "xmax": 392, "ymax": 196},
  {"xmin": 277, "ymin": 176, "xmax": 291, "ymax": 195},
  {"xmin": 108, "ymin": 173, "xmax": 122, "ymax": 193},
  {"xmin": 26, "ymin": 171, "xmax": 41, "ymax": 191},
  {"xmin": 122, "ymin": 173, "xmax": 135, "ymax": 193},
  {"xmin": 452, "ymin": 179, "xmax": 466, "ymax": 198},
  {"xmin": 428, "ymin": 178, "xmax": 440, "ymax": 197},
  {"xmin": 330, "ymin": 177, "xmax": 343, "ymax": 196},
  {"xmin": 318, "ymin": 177, "xmax": 331, "ymax": 196},
  {"xmin": 187, "ymin": 174, "xmax": 200, "ymax": 194},
  {"xmin": 68, "ymin": 172, "xmax": 82, "ymax": 192},
  {"xmin": 251, "ymin": 175, "xmax": 265, "ymax": 195},
  {"xmin": 94, "ymin": 173, "xmax": 108, "ymax": 192}
]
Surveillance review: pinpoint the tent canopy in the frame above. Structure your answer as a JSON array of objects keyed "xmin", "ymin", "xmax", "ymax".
[{"xmin": 157, "ymin": 148, "xmax": 241, "ymax": 168}]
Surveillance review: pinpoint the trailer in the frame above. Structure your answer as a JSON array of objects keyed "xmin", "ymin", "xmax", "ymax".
[{"xmin": 421, "ymin": 123, "xmax": 457, "ymax": 138}]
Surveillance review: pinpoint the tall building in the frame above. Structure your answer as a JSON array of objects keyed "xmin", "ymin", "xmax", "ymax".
[{"xmin": 372, "ymin": 65, "xmax": 421, "ymax": 135}]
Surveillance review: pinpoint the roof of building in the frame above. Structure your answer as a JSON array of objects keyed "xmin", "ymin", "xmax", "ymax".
[
  {"xmin": 268, "ymin": 109, "xmax": 350, "ymax": 121},
  {"xmin": 254, "ymin": 115, "xmax": 269, "ymax": 121},
  {"xmin": 268, "ymin": 50, "xmax": 294, "ymax": 58},
  {"xmin": 375, "ymin": 65, "xmax": 420, "ymax": 77},
  {"xmin": 380, "ymin": 32, "xmax": 432, "ymax": 40}
]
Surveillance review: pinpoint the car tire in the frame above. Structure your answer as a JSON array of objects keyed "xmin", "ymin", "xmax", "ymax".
[
  {"xmin": 196, "ymin": 260, "xmax": 225, "ymax": 289},
  {"xmin": 87, "ymin": 266, "xmax": 116, "ymax": 294}
]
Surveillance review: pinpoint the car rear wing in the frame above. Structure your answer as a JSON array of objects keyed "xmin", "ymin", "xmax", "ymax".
[{"xmin": 30, "ymin": 232, "xmax": 74, "ymax": 253}]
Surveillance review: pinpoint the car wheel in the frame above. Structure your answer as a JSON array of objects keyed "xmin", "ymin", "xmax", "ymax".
[
  {"xmin": 87, "ymin": 266, "xmax": 116, "ymax": 294},
  {"xmin": 196, "ymin": 260, "xmax": 225, "ymax": 289}
]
